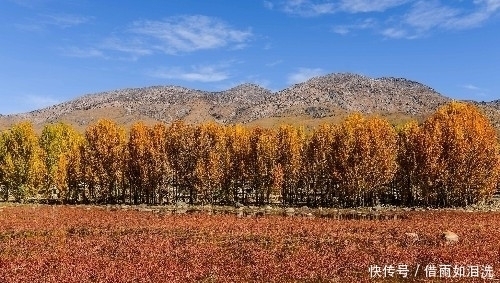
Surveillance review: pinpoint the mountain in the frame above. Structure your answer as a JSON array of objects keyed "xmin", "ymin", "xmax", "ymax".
[{"xmin": 0, "ymin": 73, "xmax": 498, "ymax": 131}]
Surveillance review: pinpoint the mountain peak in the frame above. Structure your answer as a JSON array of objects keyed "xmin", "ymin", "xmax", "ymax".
[{"xmin": 1, "ymin": 73, "xmax": 498, "ymax": 132}]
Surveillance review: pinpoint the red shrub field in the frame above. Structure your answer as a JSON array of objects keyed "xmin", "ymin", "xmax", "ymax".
[{"xmin": 0, "ymin": 205, "xmax": 499, "ymax": 282}]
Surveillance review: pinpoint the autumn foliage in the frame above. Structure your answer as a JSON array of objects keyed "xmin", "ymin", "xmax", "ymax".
[
  {"xmin": 0, "ymin": 102, "xmax": 499, "ymax": 207},
  {"xmin": 1, "ymin": 205, "xmax": 500, "ymax": 283}
]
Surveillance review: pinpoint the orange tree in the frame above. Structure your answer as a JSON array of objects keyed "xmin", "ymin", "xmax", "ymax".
[
  {"xmin": 82, "ymin": 119, "xmax": 126, "ymax": 203},
  {"xmin": 126, "ymin": 122, "xmax": 151, "ymax": 204},
  {"xmin": 247, "ymin": 127, "xmax": 278, "ymax": 205},
  {"xmin": 275, "ymin": 125, "xmax": 306, "ymax": 205},
  {"xmin": 411, "ymin": 102, "xmax": 500, "ymax": 206},
  {"xmin": 165, "ymin": 121, "xmax": 198, "ymax": 204},
  {"xmin": 330, "ymin": 114, "xmax": 398, "ymax": 207},
  {"xmin": 148, "ymin": 123, "xmax": 170, "ymax": 204},
  {"xmin": 194, "ymin": 122, "xmax": 228, "ymax": 204},
  {"xmin": 303, "ymin": 123, "xmax": 336, "ymax": 206},
  {"xmin": 224, "ymin": 124, "xmax": 251, "ymax": 204},
  {"xmin": 393, "ymin": 121, "xmax": 421, "ymax": 206}
]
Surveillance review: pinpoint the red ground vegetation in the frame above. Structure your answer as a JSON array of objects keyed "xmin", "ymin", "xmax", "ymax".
[{"xmin": 0, "ymin": 205, "xmax": 499, "ymax": 282}]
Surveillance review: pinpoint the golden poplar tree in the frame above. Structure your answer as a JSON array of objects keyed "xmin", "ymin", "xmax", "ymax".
[
  {"xmin": 194, "ymin": 122, "xmax": 227, "ymax": 204},
  {"xmin": 331, "ymin": 114, "xmax": 398, "ymax": 207},
  {"xmin": 148, "ymin": 123, "xmax": 170, "ymax": 204},
  {"xmin": 165, "ymin": 121, "xmax": 198, "ymax": 204},
  {"xmin": 415, "ymin": 102, "xmax": 500, "ymax": 206},
  {"xmin": 248, "ymin": 127, "xmax": 278, "ymax": 204},
  {"xmin": 55, "ymin": 135, "xmax": 84, "ymax": 203},
  {"xmin": 83, "ymin": 119, "xmax": 126, "ymax": 203},
  {"xmin": 225, "ymin": 124, "xmax": 251, "ymax": 204},
  {"xmin": 126, "ymin": 122, "xmax": 150, "ymax": 204},
  {"xmin": 303, "ymin": 123, "xmax": 335, "ymax": 206},
  {"xmin": 0, "ymin": 122, "xmax": 44, "ymax": 201},
  {"xmin": 275, "ymin": 125, "xmax": 306, "ymax": 205},
  {"xmin": 393, "ymin": 121, "xmax": 421, "ymax": 206},
  {"xmin": 39, "ymin": 123, "xmax": 82, "ymax": 200}
]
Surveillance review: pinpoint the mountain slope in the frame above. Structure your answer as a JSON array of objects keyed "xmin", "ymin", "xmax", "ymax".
[{"xmin": 0, "ymin": 73, "xmax": 497, "ymax": 132}]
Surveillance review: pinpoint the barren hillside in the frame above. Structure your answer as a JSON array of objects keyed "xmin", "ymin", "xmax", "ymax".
[{"xmin": 1, "ymin": 73, "xmax": 498, "ymax": 131}]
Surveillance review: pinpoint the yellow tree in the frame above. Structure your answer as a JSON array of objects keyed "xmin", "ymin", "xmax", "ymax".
[
  {"xmin": 126, "ymin": 122, "xmax": 150, "ymax": 204},
  {"xmin": 55, "ymin": 136, "xmax": 84, "ymax": 203},
  {"xmin": 275, "ymin": 125, "xmax": 306, "ymax": 205},
  {"xmin": 225, "ymin": 124, "xmax": 251, "ymax": 204},
  {"xmin": 393, "ymin": 121, "xmax": 421, "ymax": 206},
  {"xmin": 0, "ymin": 122, "xmax": 44, "ymax": 201},
  {"xmin": 39, "ymin": 123, "xmax": 82, "ymax": 200},
  {"xmin": 248, "ymin": 127, "xmax": 278, "ymax": 205},
  {"xmin": 194, "ymin": 122, "xmax": 227, "ymax": 204},
  {"xmin": 148, "ymin": 123, "xmax": 170, "ymax": 204},
  {"xmin": 415, "ymin": 102, "xmax": 500, "ymax": 206},
  {"xmin": 331, "ymin": 114, "xmax": 398, "ymax": 207},
  {"xmin": 303, "ymin": 124, "xmax": 335, "ymax": 206},
  {"xmin": 165, "ymin": 121, "xmax": 198, "ymax": 204},
  {"xmin": 83, "ymin": 119, "xmax": 126, "ymax": 203}
]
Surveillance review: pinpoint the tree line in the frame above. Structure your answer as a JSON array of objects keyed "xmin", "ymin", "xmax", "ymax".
[{"xmin": 0, "ymin": 102, "xmax": 498, "ymax": 207}]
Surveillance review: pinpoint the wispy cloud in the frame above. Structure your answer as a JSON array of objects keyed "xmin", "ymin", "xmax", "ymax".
[
  {"xmin": 129, "ymin": 15, "xmax": 252, "ymax": 54},
  {"xmin": 271, "ymin": 0, "xmax": 408, "ymax": 16},
  {"xmin": 61, "ymin": 46, "xmax": 106, "ymax": 58},
  {"xmin": 287, "ymin": 68, "xmax": 324, "ymax": 84},
  {"xmin": 99, "ymin": 37, "xmax": 153, "ymax": 60},
  {"xmin": 277, "ymin": 0, "xmax": 337, "ymax": 17},
  {"xmin": 65, "ymin": 15, "xmax": 253, "ymax": 60},
  {"xmin": 270, "ymin": 1, "xmax": 500, "ymax": 38},
  {"xmin": 15, "ymin": 13, "xmax": 92, "ymax": 32},
  {"xmin": 384, "ymin": 0, "xmax": 500, "ymax": 38},
  {"xmin": 340, "ymin": 0, "xmax": 409, "ymax": 13},
  {"xmin": 462, "ymin": 84, "xmax": 483, "ymax": 91},
  {"xmin": 266, "ymin": 60, "xmax": 283, "ymax": 67},
  {"xmin": 41, "ymin": 14, "xmax": 92, "ymax": 28},
  {"xmin": 149, "ymin": 65, "xmax": 230, "ymax": 83},
  {"xmin": 24, "ymin": 94, "xmax": 59, "ymax": 109},
  {"xmin": 332, "ymin": 18, "xmax": 377, "ymax": 35},
  {"xmin": 263, "ymin": 1, "xmax": 274, "ymax": 10}
]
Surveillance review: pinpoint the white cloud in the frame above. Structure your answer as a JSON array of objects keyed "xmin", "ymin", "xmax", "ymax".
[
  {"xmin": 263, "ymin": 1, "xmax": 274, "ymax": 10},
  {"xmin": 332, "ymin": 25, "xmax": 350, "ymax": 35},
  {"xmin": 390, "ymin": 0, "xmax": 500, "ymax": 38},
  {"xmin": 463, "ymin": 84, "xmax": 482, "ymax": 90},
  {"xmin": 130, "ymin": 15, "xmax": 252, "ymax": 54},
  {"xmin": 266, "ymin": 60, "xmax": 284, "ymax": 67},
  {"xmin": 405, "ymin": 1, "xmax": 459, "ymax": 31},
  {"xmin": 287, "ymin": 68, "xmax": 324, "ymax": 84},
  {"xmin": 41, "ymin": 14, "xmax": 92, "ymax": 28},
  {"xmin": 270, "ymin": 0, "xmax": 500, "ymax": 38},
  {"xmin": 381, "ymin": 27, "xmax": 410, "ymax": 38},
  {"xmin": 24, "ymin": 94, "xmax": 59, "ymax": 109},
  {"xmin": 15, "ymin": 13, "xmax": 92, "ymax": 32},
  {"xmin": 61, "ymin": 47, "xmax": 106, "ymax": 58},
  {"xmin": 462, "ymin": 84, "xmax": 489, "ymax": 92},
  {"xmin": 332, "ymin": 18, "xmax": 377, "ymax": 35},
  {"xmin": 99, "ymin": 37, "xmax": 153, "ymax": 60},
  {"xmin": 340, "ymin": 0, "xmax": 409, "ymax": 13},
  {"xmin": 274, "ymin": 0, "xmax": 407, "ymax": 16},
  {"xmin": 61, "ymin": 15, "xmax": 252, "ymax": 60},
  {"xmin": 281, "ymin": 0, "xmax": 336, "ymax": 16},
  {"xmin": 150, "ymin": 65, "xmax": 230, "ymax": 83}
]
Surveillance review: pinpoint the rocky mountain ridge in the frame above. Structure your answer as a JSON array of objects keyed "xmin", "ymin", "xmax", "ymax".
[{"xmin": 1, "ymin": 73, "xmax": 498, "ymax": 131}]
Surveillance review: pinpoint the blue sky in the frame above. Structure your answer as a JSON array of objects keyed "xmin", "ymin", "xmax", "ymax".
[{"xmin": 1, "ymin": 0, "xmax": 499, "ymax": 114}]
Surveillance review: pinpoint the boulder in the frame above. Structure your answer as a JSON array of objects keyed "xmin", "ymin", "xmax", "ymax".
[
  {"xmin": 442, "ymin": 231, "xmax": 459, "ymax": 244},
  {"xmin": 405, "ymin": 232, "xmax": 419, "ymax": 244},
  {"xmin": 285, "ymin": 208, "xmax": 295, "ymax": 216}
]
